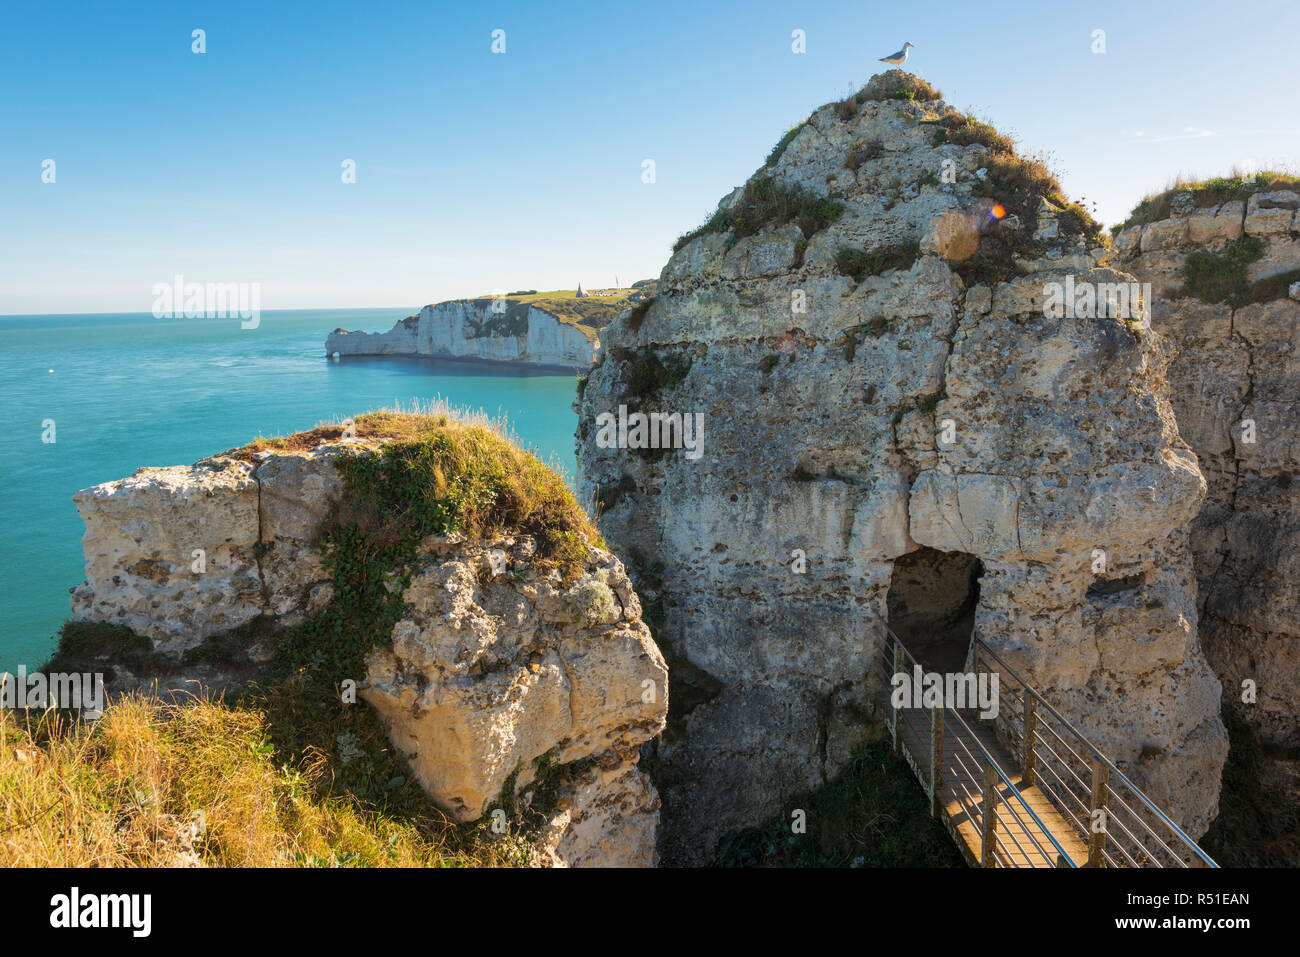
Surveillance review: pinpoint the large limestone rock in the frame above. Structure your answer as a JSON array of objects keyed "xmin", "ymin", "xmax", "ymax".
[
  {"xmin": 359, "ymin": 536, "xmax": 668, "ymax": 854},
  {"xmin": 71, "ymin": 446, "xmax": 352, "ymax": 653},
  {"xmin": 71, "ymin": 458, "xmax": 265, "ymax": 650},
  {"xmin": 1119, "ymin": 193, "xmax": 1300, "ymax": 748},
  {"xmin": 577, "ymin": 73, "xmax": 1227, "ymax": 863},
  {"xmin": 326, "ymin": 300, "xmax": 598, "ymax": 371},
  {"xmin": 70, "ymin": 426, "xmax": 667, "ymax": 866}
]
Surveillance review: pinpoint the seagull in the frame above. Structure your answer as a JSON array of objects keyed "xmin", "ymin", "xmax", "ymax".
[{"xmin": 879, "ymin": 42, "xmax": 915, "ymax": 67}]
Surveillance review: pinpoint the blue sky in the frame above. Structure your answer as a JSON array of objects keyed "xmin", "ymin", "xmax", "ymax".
[{"xmin": 2, "ymin": 0, "xmax": 1297, "ymax": 314}]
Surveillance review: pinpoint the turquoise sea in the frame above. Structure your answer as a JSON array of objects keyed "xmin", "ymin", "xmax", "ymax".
[{"xmin": 0, "ymin": 309, "xmax": 580, "ymax": 671}]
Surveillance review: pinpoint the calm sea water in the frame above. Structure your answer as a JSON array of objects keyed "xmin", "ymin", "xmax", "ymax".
[{"xmin": 0, "ymin": 309, "xmax": 580, "ymax": 671}]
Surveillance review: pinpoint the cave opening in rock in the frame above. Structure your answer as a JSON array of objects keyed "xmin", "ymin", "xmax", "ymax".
[{"xmin": 886, "ymin": 547, "xmax": 984, "ymax": 673}]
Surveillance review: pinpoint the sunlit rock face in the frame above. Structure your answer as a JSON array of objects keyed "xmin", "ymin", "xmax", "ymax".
[
  {"xmin": 359, "ymin": 536, "xmax": 667, "ymax": 867},
  {"xmin": 71, "ymin": 435, "xmax": 667, "ymax": 867},
  {"xmin": 1119, "ymin": 191, "xmax": 1300, "ymax": 749},
  {"xmin": 577, "ymin": 72, "xmax": 1226, "ymax": 864}
]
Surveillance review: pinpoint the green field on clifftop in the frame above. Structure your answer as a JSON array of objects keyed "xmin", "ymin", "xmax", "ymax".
[{"xmin": 466, "ymin": 287, "xmax": 657, "ymax": 343}]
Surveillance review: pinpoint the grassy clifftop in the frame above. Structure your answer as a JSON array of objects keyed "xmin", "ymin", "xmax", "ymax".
[
  {"xmin": 1119, "ymin": 171, "xmax": 1300, "ymax": 229},
  {"xmin": 19, "ymin": 405, "xmax": 602, "ymax": 867},
  {"xmin": 464, "ymin": 287, "xmax": 657, "ymax": 343}
]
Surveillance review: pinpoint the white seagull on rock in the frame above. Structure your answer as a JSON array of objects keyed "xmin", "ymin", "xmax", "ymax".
[{"xmin": 879, "ymin": 42, "xmax": 914, "ymax": 67}]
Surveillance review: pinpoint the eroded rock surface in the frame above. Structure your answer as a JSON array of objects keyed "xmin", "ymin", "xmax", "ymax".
[
  {"xmin": 70, "ymin": 431, "xmax": 667, "ymax": 867},
  {"xmin": 1119, "ymin": 192, "xmax": 1300, "ymax": 747},
  {"xmin": 71, "ymin": 446, "xmax": 351, "ymax": 653},
  {"xmin": 360, "ymin": 537, "xmax": 667, "ymax": 852},
  {"xmin": 577, "ymin": 73, "xmax": 1227, "ymax": 863}
]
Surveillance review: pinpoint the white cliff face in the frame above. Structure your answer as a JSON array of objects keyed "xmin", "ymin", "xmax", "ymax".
[
  {"xmin": 577, "ymin": 75, "xmax": 1227, "ymax": 863},
  {"xmin": 326, "ymin": 301, "xmax": 597, "ymax": 370},
  {"xmin": 69, "ymin": 431, "xmax": 666, "ymax": 867}
]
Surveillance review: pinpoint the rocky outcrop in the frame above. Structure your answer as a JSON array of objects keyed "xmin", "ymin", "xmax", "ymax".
[
  {"xmin": 576, "ymin": 73, "xmax": 1228, "ymax": 863},
  {"xmin": 1116, "ymin": 187, "xmax": 1300, "ymax": 747},
  {"xmin": 69, "ymin": 420, "xmax": 667, "ymax": 867},
  {"xmin": 326, "ymin": 300, "xmax": 598, "ymax": 370},
  {"xmin": 359, "ymin": 535, "xmax": 667, "ymax": 863},
  {"xmin": 71, "ymin": 449, "xmax": 343, "ymax": 654}
]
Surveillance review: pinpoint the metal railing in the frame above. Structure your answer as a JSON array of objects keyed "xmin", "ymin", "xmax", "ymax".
[
  {"xmin": 971, "ymin": 638, "xmax": 1218, "ymax": 868},
  {"xmin": 878, "ymin": 627, "xmax": 1078, "ymax": 868},
  {"xmin": 870, "ymin": 610, "xmax": 1218, "ymax": 868}
]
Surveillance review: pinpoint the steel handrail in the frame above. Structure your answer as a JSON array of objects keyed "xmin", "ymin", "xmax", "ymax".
[
  {"xmin": 873, "ymin": 615, "xmax": 1079, "ymax": 867},
  {"xmin": 1034, "ymin": 713, "xmax": 1096, "ymax": 774},
  {"xmin": 973, "ymin": 638, "xmax": 1218, "ymax": 868},
  {"xmin": 1104, "ymin": 783, "xmax": 1188, "ymax": 864},
  {"xmin": 939, "ymin": 697, "xmax": 1077, "ymax": 867},
  {"xmin": 871, "ymin": 613, "xmax": 1212, "ymax": 868},
  {"xmin": 1033, "ymin": 728, "xmax": 1094, "ymax": 793},
  {"xmin": 992, "ymin": 782, "xmax": 1057, "ymax": 866},
  {"xmin": 883, "ymin": 631, "xmax": 1076, "ymax": 868}
]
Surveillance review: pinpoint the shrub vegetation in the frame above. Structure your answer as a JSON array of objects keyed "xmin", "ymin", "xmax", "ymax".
[
  {"xmin": 1120, "ymin": 172, "xmax": 1300, "ymax": 229},
  {"xmin": 1182, "ymin": 235, "xmax": 1265, "ymax": 306},
  {"xmin": 834, "ymin": 241, "xmax": 921, "ymax": 283},
  {"xmin": 674, "ymin": 176, "xmax": 845, "ymax": 253}
]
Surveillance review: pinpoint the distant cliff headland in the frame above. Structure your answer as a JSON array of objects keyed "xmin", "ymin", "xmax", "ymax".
[{"xmin": 326, "ymin": 285, "xmax": 657, "ymax": 372}]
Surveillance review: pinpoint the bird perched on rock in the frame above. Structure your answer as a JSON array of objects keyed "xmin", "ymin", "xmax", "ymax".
[{"xmin": 878, "ymin": 42, "xmax": 914, "ymax": 67}]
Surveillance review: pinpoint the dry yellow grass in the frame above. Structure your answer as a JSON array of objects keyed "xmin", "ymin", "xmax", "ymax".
[
  {"xmin": 9, "ymin": 401, "xmax": 600, "ymax": 867},
  {"xmin": 226, "ymin": 397, "xmax": 508, "ymax": 461},
  {"xmin": 0, "ymin": 693, "xmax": 515, "ymax": 867}
]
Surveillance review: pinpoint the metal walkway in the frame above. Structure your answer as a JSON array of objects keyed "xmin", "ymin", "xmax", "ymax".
[{"xmin": 877, "ymin": 626, "xmax": 1218, "ymax": 868}]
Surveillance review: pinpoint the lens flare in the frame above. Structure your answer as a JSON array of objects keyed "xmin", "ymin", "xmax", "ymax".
[{"xmin": 990, "ymin": 204, "xmax": 1007, "ymax": 220}]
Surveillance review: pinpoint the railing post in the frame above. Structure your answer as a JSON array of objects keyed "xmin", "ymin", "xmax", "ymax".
[
  {"xmin": 891, "ymin": 639, "xmax": 901, "ymax": 753},
  {"xmin": 1023, "ymin": 696, "xmax": 1037, "ymax": 787},
  {"xmin": 929, "ymin": 706, "xmax": 944, "ymax": 818},
  {"xmin": 1088, "ymin": 757, "xmax": 1110, "ymax": 867},
  {"xmin": 981, "ymin": 762, "xmax": 998, "ymax": 867}
]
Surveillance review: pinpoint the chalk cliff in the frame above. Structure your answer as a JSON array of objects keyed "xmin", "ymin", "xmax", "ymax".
[
  {"xmin": 67, "ymin": 412, "xmax": 667, "ymax": 867},
  {"xmin": 326, "ymin": 300, "xmax": 600, "ymax": 371},
  {"xmin": 576, "ymin": 72, "xmax": 1228, "ymax": 863},
  {"xmin": 1115, "ymin": 183, "xmax": 1300, "ymax": 747}
]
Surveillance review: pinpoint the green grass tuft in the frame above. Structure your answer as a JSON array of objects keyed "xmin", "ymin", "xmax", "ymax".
[
  {"xmin": 855, "ymin": 73, "xmax": 942, "ymax": 103},
  {"xmin": 835, "ymin": 241, "xmax": 921, "ymax": 283},
  {"xmin": 673, "ymin": 175, "xmax": 844, "ymax": 253},
  {"xmin": 1243, "ymin": 266, "xmax": 1300, "ymax": 305},
  {"xmin": 620, "ymin": 349, "xmax": 692, "ymax": 400},
  {"xmin": 1121, "ymin": 172, "xmax": 1300, "ymax": 229},
  {"xmin": 1182, "ymin": 235, "xmax": 1265, "ymax": 306},
  {"xmin": 929, "ymin": 111, "xmax": 1016, "ymax": 154},
  {"xmin": 974, "ymin": 153, "xmax": 1102, "ymax": 245},
  {"xmin": 625, "ymin": 296, "xmax": 654, "ymax": 332},
  {"xmin": 766, "ymin": 126, "xmax": 803, "ymax": 168},
  {"xmin": 268, "ymin": 414, "xmax": 598, "ymax": 681}
]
